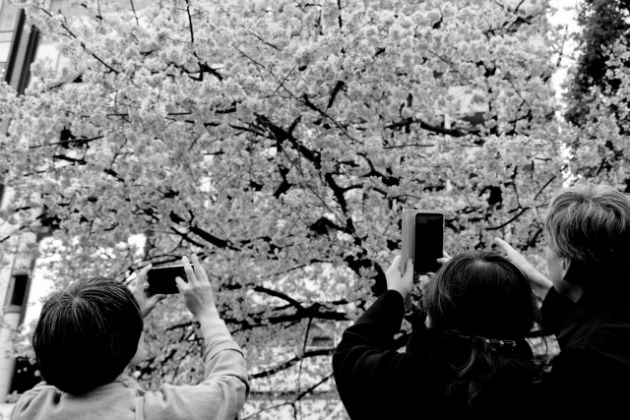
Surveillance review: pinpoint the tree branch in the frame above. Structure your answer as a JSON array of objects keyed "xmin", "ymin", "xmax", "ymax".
[
  {"xmin": 486, "ymin": 207, "xmax": 530, "ymax": 231},
  {"xmin": 385, "ymin": 117, "xmax": 470, "ymax": 137},
  {"xmin": 38, "ymin": 8, "xmax": 119, "ymax": 74},
  {"xmin": 184, "ymin": 0, "xmax": 195, "ymax": 44},
  {"xmin": 250, "ymin": 348, "xmax": 334, "ymax": 379},
  {"xmin": 129, "ymin": 0, "xmax": 139, "ymax": 25}
]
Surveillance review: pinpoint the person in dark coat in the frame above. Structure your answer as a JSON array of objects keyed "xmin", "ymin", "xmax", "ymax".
[
  {"xmin": 495, "ymin": 183, "xmax": 630, "ymax": 419},
  {"xmin": 333, "ymin": 252, "xmax": 545, "ymax": 420}
]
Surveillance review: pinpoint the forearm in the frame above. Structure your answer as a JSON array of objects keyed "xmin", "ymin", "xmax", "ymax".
[
  {"xmin": 336, "ymin": 290, "xmax": 406, "ymax": 354},
  {"xmin": 141, "ymin": 309, "xmax": 249, "ymax": 420},
  {"xmin": 196, "ymin": 308, "xmax": 248, "ymax": 382},
  {"xmin": 333, "ymin": 290, "xmax": 427, "ymax": 420}
]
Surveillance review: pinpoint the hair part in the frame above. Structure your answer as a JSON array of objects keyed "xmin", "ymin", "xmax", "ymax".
[{"xmin": 32, "ymin": 277, "xmax": 143, "ymax": 395}]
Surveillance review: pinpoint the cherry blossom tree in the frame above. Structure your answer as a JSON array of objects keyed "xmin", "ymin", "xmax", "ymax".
[{"xmin": 1, "ymin": 0, "xmax": 565, "ymax": 417}]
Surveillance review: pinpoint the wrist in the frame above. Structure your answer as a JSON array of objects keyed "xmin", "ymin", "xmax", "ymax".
[
  {"xmin": 388, "ymin": 286, "xmax": 410, "ymax": 301},
  {"xmin": 140, "ymin": 302, "xmax": 153, "ymax": 318},
  {"xmin": 196, "ymin": 306, "xmax": 220, "ymax": 324},
  {"xmin": 531, "ymin": 273, "xmax": 553, "ymax": 298}
]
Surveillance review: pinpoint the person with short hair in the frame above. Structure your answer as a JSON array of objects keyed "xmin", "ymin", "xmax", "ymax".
[
  {"xmin": 10, "ymin": 255, "xmax": 249, "ymax": 420},
  {"xmin": 495, "ymin": 183, "xmax": 630, "ymax": 418},
  {"xmin": 333, "ymin": 252, "xmax": 544, "ymax": 420}
]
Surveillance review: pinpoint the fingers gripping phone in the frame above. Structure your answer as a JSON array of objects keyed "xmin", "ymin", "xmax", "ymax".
[
  {"xmin": 146, "ymin": 264, "xmax": 187, "ymax": 296},
  {"xmin": 401, "ymin": 210, "xmax": 445, "ymax": 275}
]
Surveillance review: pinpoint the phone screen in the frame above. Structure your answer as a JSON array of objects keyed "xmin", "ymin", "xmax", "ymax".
[
  {"xmin": 414, "ymin": 212, "xmax": 444, "ymax": 274},
  {"xmin": 146, "ymin": 265, "xmax": 187, "ymax": 296}
]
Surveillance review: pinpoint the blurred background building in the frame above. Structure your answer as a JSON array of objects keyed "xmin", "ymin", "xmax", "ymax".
[{"xmin": 1, "ymin": 0, "xmax": 42, "ymax": 404}]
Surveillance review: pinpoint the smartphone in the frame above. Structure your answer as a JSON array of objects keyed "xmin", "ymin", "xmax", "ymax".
[
  {"xmin": 401, "ymin": 210, "xmax": 444, "ymax": 275},
  {"xmin": 146, "ymin": 264, "xmax": 187, "ymax": 296}
]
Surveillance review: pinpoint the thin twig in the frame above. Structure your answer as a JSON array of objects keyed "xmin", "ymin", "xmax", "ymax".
[{"xmin": 129, "ymin": 0, "xmax": 139, "ymax": 25}]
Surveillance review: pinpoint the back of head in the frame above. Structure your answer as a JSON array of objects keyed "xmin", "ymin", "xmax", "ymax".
[
  {"xmin": 32, "ymin": 277, "xmax": 143, "ymax": 395},
  {"xmin": 423, "ymin": 251, "xmax": 536, "ymax": 339},
  {"xmin": 545, "ymin": 183, "xmax": 630, "ymax": 294},
  {"xmin": 421, "ymin": 252, "xmax": 540, "ymax": 417}
]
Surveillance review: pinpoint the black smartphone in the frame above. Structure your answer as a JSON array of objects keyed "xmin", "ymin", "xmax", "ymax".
[
  {"xmin": 401, "ymin": 210, "xmax": 444, "ymax": 275},
  {"xmin": 146, "ymin": 264, "xmax": 187, "ymax": 296}
]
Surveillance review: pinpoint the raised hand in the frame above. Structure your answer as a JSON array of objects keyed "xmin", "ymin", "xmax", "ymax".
[
  {"xmin": 494, "ymin": 237, "xmax": 552, "ymax": 298},
  {"xmin": 387, "ymin": 255, "xmax": 414, "ymax": 301},
  {"xmin": 132, "ymin": 265, "xmax": 166, "ymax": 318},
  {"xmin": 176, "ymin": 254, "xmax": 217, "ymax": 319}
]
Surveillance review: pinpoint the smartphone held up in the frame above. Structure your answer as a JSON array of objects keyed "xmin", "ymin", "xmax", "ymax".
[
  {"xmin": 145, "ymin": 264, "xmax": 187, "ymax": 296},
  {"xmin": 401, "ymin": 210, "xmax": 445, "ymax": 276}
]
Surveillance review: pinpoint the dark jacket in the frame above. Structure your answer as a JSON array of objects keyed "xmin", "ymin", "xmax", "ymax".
[
  {"xmin": 332, "ymin": 290, "xmax": 540, "ymax": 420},
  {"xmin": 541, "ymin": 287, "xmax": 630, "ymax": 418}
]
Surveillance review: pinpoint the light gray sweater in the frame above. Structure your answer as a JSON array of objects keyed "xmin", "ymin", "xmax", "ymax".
[{"xmin": 10, "ymin": 315, "xmax": 249, "ymax": 420}]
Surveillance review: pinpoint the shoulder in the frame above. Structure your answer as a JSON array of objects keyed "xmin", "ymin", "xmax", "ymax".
[
  {"xmin": 552, "ymin": 345, "xmax": 630, "ymax": 373},
  {"xmin": 141, "ymin": 379, "xmax": 248, "ymax": 420},
  {"xmin": 562, "ymin": 305, "xmax": 630, "ymax": 356},
  {"xmin": 10, "ymin": 383, "xmax": 62, "ymax": 419}
]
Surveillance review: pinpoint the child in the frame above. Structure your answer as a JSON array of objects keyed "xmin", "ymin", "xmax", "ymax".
[{"xmin": 11, "ymin": 255, "xmax": 249, "ymax": 420}]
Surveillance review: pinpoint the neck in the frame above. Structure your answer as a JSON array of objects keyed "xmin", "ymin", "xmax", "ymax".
[{"xmin": 555, "ymin": 279, "xmax": 584, "ymax": 303}]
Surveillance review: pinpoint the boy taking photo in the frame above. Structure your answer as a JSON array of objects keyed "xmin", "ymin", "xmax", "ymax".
[{"xmin": 10, "ymin": 255, "xmax": 249, "ymax": 420}]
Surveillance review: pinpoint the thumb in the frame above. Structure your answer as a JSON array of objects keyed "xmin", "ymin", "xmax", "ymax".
[
  {"xmin": 175, "ymin": 277, "xmax": 187, "ymax": 294},
  {"xmin": 152, "ymin": 294, "xmax": 167, "ymax": 303},
  {"xmin": 392, "ymin": 255, "xmax": 402, "ymax": 270}
]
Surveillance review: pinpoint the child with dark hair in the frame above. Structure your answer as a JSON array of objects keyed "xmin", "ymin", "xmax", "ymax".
[
  {"xmin": 333, "ymin": 252, "xmax": 543, "ymax": 420},
  {"xmin": 31, "ymin": 277, "xmax": 145, "ymax": 396},
  {"xmin": 11, "ymin": 255, "xmax": 249, "ymax": 420}
]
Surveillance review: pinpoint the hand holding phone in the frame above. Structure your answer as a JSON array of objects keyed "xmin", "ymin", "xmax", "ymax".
[
  {"xmin": 401, "ymin": 210, "xmax": 445, "ymax": 276},
  {"xmin": 132, "ymin": 265, "xmax": 168, "ymax": 317}
]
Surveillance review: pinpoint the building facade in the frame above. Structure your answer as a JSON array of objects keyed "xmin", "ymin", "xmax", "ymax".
[{"xmin": 0, "ymin": 0, "xmax": 42, "ymax": 403}]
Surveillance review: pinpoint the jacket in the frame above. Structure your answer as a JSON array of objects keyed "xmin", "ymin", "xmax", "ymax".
[
  {"xmin": 541, "ymin": 287, "xmax": 630, "ymax": 418},
  {"xmin": 10, "ymin": 315, "xmax": 249, "ymax": 420}
]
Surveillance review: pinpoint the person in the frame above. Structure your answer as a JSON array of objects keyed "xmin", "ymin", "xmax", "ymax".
[
  {"xmin": 495, "ymin": 183, "xmax": 630, "ymax": 418},
  {"xmin": 332, "ymin": 251, "xmax": 544, "ymax": 420},
  {"xmin": 10, "ymin": 255, "xmax": 249, "ymax": 420}
]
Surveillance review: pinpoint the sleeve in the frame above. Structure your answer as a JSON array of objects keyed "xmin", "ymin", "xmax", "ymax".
[
  {"xmin": 540, "ymin": 287, "xmax": 576, "ymax": 335},
  {"xmin": 142, "ymin": 314, "xmax": 250, "ymax": 420},
  {"xmin": 9, "ymin": 382, "xmax": 54, "ymax": 420},
  {"xmin": 332, "ymin": 290, "xmax": 431, "ymax": 419},
  {"xmin": 9, "ymin": 392, "xmax": 30, "ymax": 420}
]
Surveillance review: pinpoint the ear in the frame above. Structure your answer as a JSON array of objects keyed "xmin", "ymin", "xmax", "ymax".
[
  {"xmin": 561, "ymin": 258, "xmax": 571, "ymax": 279},
  {"xmin": 559, "ymin": 258, "xmax": 584, "ymax": 302}
]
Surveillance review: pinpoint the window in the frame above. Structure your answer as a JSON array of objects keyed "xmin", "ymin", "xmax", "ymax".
[
  {"xmin": 4, "ymin": 273, "xmax": 30, "ymax": 312},
  {"xmin": 0, "ymin": 1, "xmax": 19, "ymax": 69}
]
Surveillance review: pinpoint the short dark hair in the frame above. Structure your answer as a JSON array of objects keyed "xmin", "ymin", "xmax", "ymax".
[
  {"xmin": 423, "ymin": 251, "xmax": 536, "ymax": 338},
  {"xmin": 32, "ymin": 277, "xmax": 143, "ymax": 395}
]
